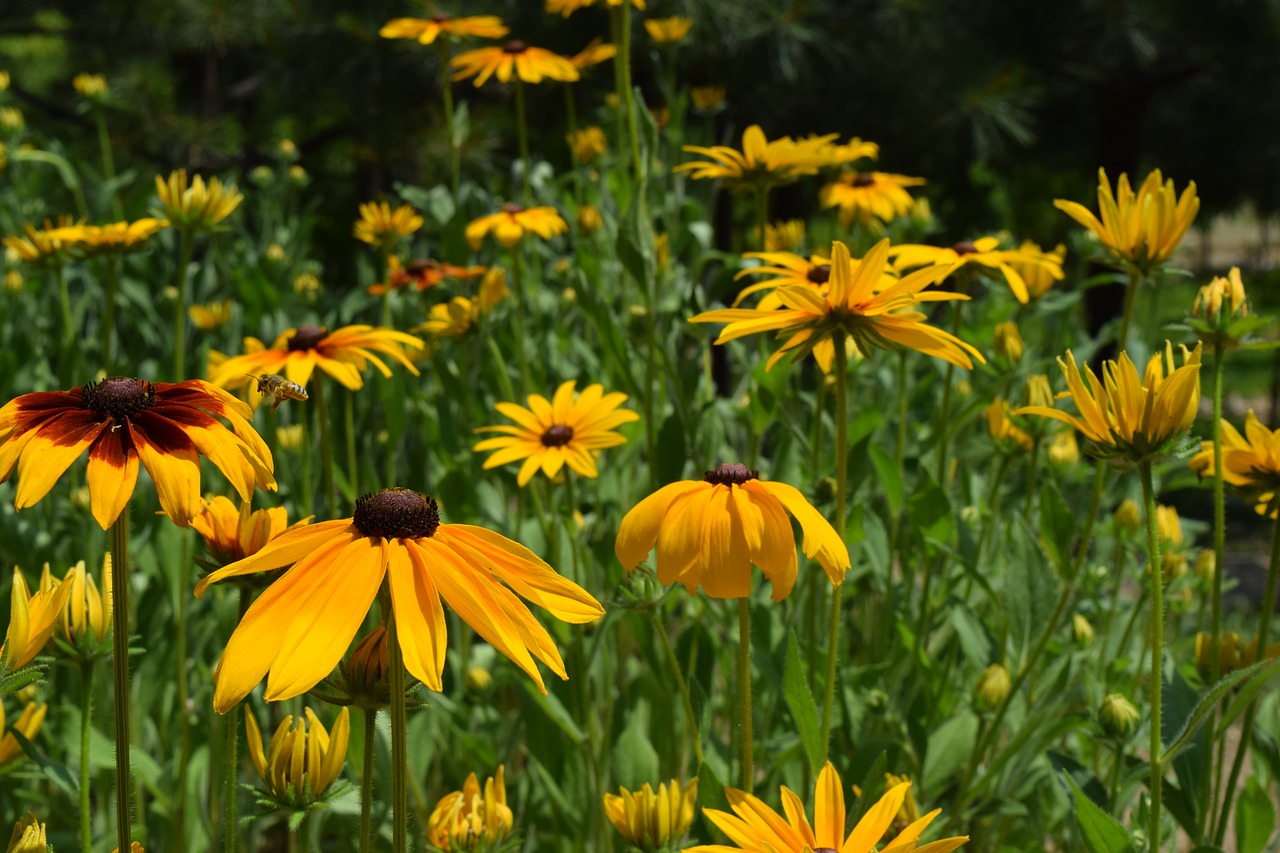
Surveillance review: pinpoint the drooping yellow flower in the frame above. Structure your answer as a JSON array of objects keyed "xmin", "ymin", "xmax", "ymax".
[
  {"xmin": 0, "ymin": 702, "xmax": 46, "ymax": 768},
  {"xmin": 0, "ymin": 378, "xmax": 276, "ymax": 529},
  {"xmin": 474, "ymin": 381, "xmax": 639, "ymax": 486},
  {"xmin": 155, "ymin": 169, "xmax": 243, "ymax": 231},
  {"xmin": 693, "ymin": 239, "xmax": 982, "ymax": 373},
  {"xmin": 45, "ymin": 556, "xmax": 112, "ymax": 654},
  {"xmin": 1016, "ymin": 342, "xmax": 1202, "ymax": 466},
  {"xmin": 1189, "ymin": 410, "xmax": 1280, "ymax": 518},
  {"xmin": 46, "ymin": 219, "xmax": 169, "ymax": 257},
  {"xmin": 605, "ymin": 777, "xmax": 698, "ymax": 851},
  {"xmin": 466, "ymin": 204, "xmax": 568, "ymax": 250},
  {"xmin": 984, "ymin": 399, "xmax": 1033, "ymax": 453},
  {"xmin": 675, "ymin": 125, "xmax": 840, "ymax": 191},
  {"xmin": 245, "ymin": 706, "xmax": 349, "ymax": 806},
  {"xmin": 690, "ymin": 85, "xmax": 726, "ymax": 112},
  {"xmin": 413, "ymin": 268, "xmax": 509, "ymax": 340},
  {"xmin": 2, "ymin": 569, "xmax": 73, "ymax": 671},
  {"xmin": 188, "ymin": 300, "xmax": 234, "ymax": 330},
  {"xmin": 195, "ymin": 487, "xmax": 604, "ymax": 709},
  {"xmin": 820, "ymin": 170, "xmax": 924, "ymax": 228},
  {"xmin": 567, "ymin": 38, "xmax": 617, "ymax": 71},
  {"xmin": 353, "ymin": 201, "xmax": 423, "ymax": 248},
  {"xmin": 685, "ymin": 761, "xmax": 967, "ymax": 853},
  {"xmin": 6, "ymin": 811, "xmax": 46, "ymax": 852},
  {"xmin": 451, "ymin": 42, "xmax": 580, "ymax": 87},
  {"xmin": 193, "ymin": 496, "xmax": 311, "ymax": 565},
  {"xmin": 428, "ymin": 766, "xmax": 514, "ymax": 850},
  {"xmin": 379, "ymin": 14, "xmax": 509, "ymax": 44},
  {"xmin": 1054, "ymin": 168, "xmax": 1199, "ymax": 273},
  {"xmin": 616, "ymin": 463, "xmax": 849, "ymax": 599},
  {"xmin": 546, "ymin": 0, "xmax": 644, "ymax": 17},
  {"xmin": 1008, "ymin": 241, "xmax": 1066, "ymax": 300},
  {"xmin": 567, "ymin": 126, "xmax": 609, "ymax": 162},
  {"xmin": 645, "ymin": 16, "xmax": 693, "ymax": 43},
  {"xmin": 889, "ymin": 236, "xmax": 1063, "ymax": 304}
]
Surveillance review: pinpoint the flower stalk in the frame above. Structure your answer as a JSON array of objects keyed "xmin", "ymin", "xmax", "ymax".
[
  {"xmin": 172, "ymin": 227, "xmax": 195, "ymax": 381},
  {"xmin": 360, "ymin": 708, "xmax": 378, "ymax": 853},
  {"xmin": 1139, "ymin": 460, "xmax": 1165, "ymax": 851},
  {"xmin": 737, "ymin": 596, "xmax": 753, "ymax": 791},
  {"xmin": 819, "ymin": 332, "xmax": 850, "ymax": 758},
  {"xmin": 110, "ymin": 513, "xmax": 133, "ymax": 853},
  {"xmin": 79, "ymin": 659, "xmax": 95, "ymax": 853},
  {"xmin": 385, "ymin": 593, "xmax": 409, "ymax": 852}
]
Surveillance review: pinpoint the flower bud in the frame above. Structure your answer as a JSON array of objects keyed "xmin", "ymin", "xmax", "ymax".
[
  {"xmin": 1160, "ymin": 551, "xmax": 1187, "ymax": 583},
  {"xmin": 1072, "ymin": 613, "xmax": 1094, "ymax": 647},
  {"xmin": 1156, "ymin": 505, "xmax": 1182, "ymax": 548},
  {"xmin": 1100, "ymin": 693, "xmax": 1140, "ymax": 738},
  {"xmin": 994, "ymin": 322, "xmax": 1023, "ymax": 363},
  {"xmin": 975, "ymin": 663, "xmax": 1011, "ymax": 710},
  {"xmin": 1192, "ymin": 267, "xmax": 1248, "ymax": 323},
  {"xmin": 276, "ymin": 424, "xmax": 304, "ymax": 451},
  {"xmin": 1024, "ymin": 375, "xmax": 1054, "ymax": 409},
  {"xmin": 1195, "ymin": 550, "xmax": 1215, "ymax": 583},
  {"xmin": 1195, "ymin": 630, "xmax": 1251, "ymax": 680},
  {"xmin": 342, "ymin": 626, "xmax": 389, "ymax": 698},
  {"xmin": 1114, "ymin": 499, "xmax": 1141, "ymax": 533},
  {"xmin": 1048, "ymin": 430, "xmax": 1079, "ymax": 466},
  {"xmin": 466, "ymin": 666, "xmax": 493, "ymax": 693},
  {"xmin": 577, "ymin": 203, "xmax": 603, "ymax": 234}
]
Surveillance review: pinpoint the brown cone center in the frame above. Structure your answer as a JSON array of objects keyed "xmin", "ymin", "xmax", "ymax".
[
  {"xmin": 503, "ymin": 40, "xmax": 527, "ymax": 54},
  {"xmin": 81, "ymin": 377, "xmax": 156, "ymax": 420},
  {"xmin": 807, "ymin": 264, "xmax": 832, "ymax": 284},
  {"xmin": 541, "ymin": 425, "xmax": 574, "ymax": 447},
  {"xmin": 851, "ymin": 173, "xmax": 875, "ymax": 187},
  {"xmin": 353, "ymin": 488, "xmax": 440, "ymax": 540},
  {"xmin": 500, "ymin": 202, "xmax": 525, "ymax": 215},
  {"xmin": 704, "ymin": 462, "xmax": 758, "ymax": 486},
  {"xmin": 431, "ymin": 13, "xmax": 452, "ymax": 22},
  {"xmin": 952, "ymin": 240, "xmax": 979, "ymax": 255},
  {"xmin": 288, "ymin": 325, "xmax": 328, "ymax": 351}
]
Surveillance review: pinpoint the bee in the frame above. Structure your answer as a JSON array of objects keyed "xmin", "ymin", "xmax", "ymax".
[{"xmin": 246, "ymin": 374, "xmax": 309, "ymax": 413}]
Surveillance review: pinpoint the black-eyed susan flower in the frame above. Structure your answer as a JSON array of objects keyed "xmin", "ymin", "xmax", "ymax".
[
  {"xmin": 732, "ymin": 250, "xmax": 832, "ymax": 308},
  {"xmin": 6, "ymin": 811, "xmax": 46, "ymax": 852},
  {"xmin": 209, "ymin": 325, "xmax": 424, "ymax": 399},
  {"xmin": 46, "ymin": 219, "xmax": 169, "ymax": 257},
  {"xmin": 3, "ymin": 218, "xmax": 78, "ymax": 267},
  {"xmin": 693, "ymin": 239, "xmax": 982, "ymax": 373},
  {"xmin": 616, "ymin": 463, "xmax": 849, "ymax": 599},
  {"xmin": 188, "ymin": 300, "xmax": 233, "ymax": 330},
  {"xmin": 195, "ymin": 487, "xmax": 605, "ymax": 710},
  {"xmin": 0, "ymin": 378, "xmax": 276, "ymax": 529},
  {"xmin": 1189, "ymin": 410, "xmax": 1280, "ymax": 518},
  {"xmin": 0, "ymin": 702, "xmax": 46, "ymax": 767},
  {"xmin": 379, "ymin": 14, "xmax": 509, "ymax": 44},
  {"xmin": 645, "ymin": 16, "xmax": 693, "ymax": 43},
  {"xmin": 353, "ymin": 201, "xmax": 423, "ymax": 248},
  {"xmin": 567, "ymin": 126, "xmax": 609, "ymax": 163},
  {"xmin": 546, "ymin": 0, "xmax": 644, "ymax": 16},
  {"xmin": 367, "ymin": 256, "xmax": 487, "ymax": 296},
  {"xmin": 1016, "ymin": 342, "xmax": 1202, "ymax": 467},
  {"xmin": 675, "ymin": 125, "xmax": 839, "ymax": 191},
  {"xmin": 466, "ymin": 204, "xmax": 568, "ymax": 250},
  {"xmin": 820, "ymin": 170, "xmax": 924, "ymax": 229},
  {"xmin": 193, "ymin": 496, "xmax": 311, "ymax": 566},
  {"xmin": 154, "ymin": 169, "xmax": 242, "ymax": 231},
  {"xmin": 604, "ymin": 777, "xmax": 698, "ymax": 851},
  {"xmin": 2, "ymin": 569, "xmax": 72, "ymax": 671},
  {"xmin": 686, "ymin": 761, "xmax": 967, "ymax": 853},
  {"xmin": 413, "ymin": 268, "xmax": 509, "ymax": 341},
  {"xmin": 474, "ymin": 381, "xmax": 639, "ymax": 486},
  {"xmin": 889, "ymin": 236, "xmax": 1063, "ymax": 305},
  {"xmin": 245, "ymin": 706, "xmax": 349, "ymax": 807},
  {"xmin": 427, "ymin": 766, "xmax": 513, "ymax": 851},
  {"xmin": 451, "ymin": 41, "xmax": 579, "ymax": 87},
  {"xmin": 761, "ymin": 219, "xmax": 804, "ymax": 252},
  {"xmin": 567, "ymin": 38, "xmax": 617, "ymax": 72},
  {"xmin": 1055, "ymin": 168, "xmax": 1199, "ymax": 273},
  {"xmin": 41, "ymin": 556, "xmax": 111, "ymax": 656},
  {"xmin": 577, "ymin": 203, "xmax": 604, "ymax": 234},
  {"xmin": 1008, "ymin": 240, "xmax": 1065, "ymax": 300}
]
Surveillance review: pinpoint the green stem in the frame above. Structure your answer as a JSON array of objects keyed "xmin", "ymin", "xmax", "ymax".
[
  {"xmin": 224, "ymin": 588, "xmax": 249, "ymax": 853},
  {"xmin": 1107, "ymin": 741, "xmax": 1125, "ymax": 815},
  {"xmin": 737, "ymin": 597, "xmax": 753, "ymax": 791},
  {"xmin": 888, "ymin": 350, "xmax": 908, "ymax": 558},
  {"xmin": 173, "ymin": 529, "xmax": 192, "ymax": 850},
  {"xmin": 1117, "ymin": 269, "xmax": 1142, "ymax": 353},
  {"xmin": 618, "ymin": 1, "xmax": 642, "ymax": 179},
  {"xmin": 754, "ymin": 186, "xmax": 769, "ymax": 251},
  {"xmin": 94, "ymin": 109, "xmax": 123, "ymax": 219},
  {"xmin": 643, "ymin": 272, "xmax": 658, "ymax": 491},
  {"xmin": 649, "ymin": 608, "xmax": 704, "ymax": 768},
  {"xmin": 806, "ymin": 377, "xmax": 827, "ymax": 684},
  {"xmin": 515, "ymin": 79, "xmax": 531, "ymax": 201},
  {"xmin": 1201, "ymin": 343, "xmax": 1227, "ymax": 837},
  {"xmin": 1139, "ymin": 461, "xmax": 1164, "ymax": 852},
  {"xmin": 563, "ymin": 84, "xmax": 584, "ymax": 204},
  {"xmin": 359, "ymin": 708, "xmax": 377, "ymax": 853},
  {"xmin": 56, "ymin": 264, "xmax": 74, "ymax": 347},
  {"xmin": 437, "ymin": 40, "xmax": 459, "ymax": 200},
  {"xmin": 345, "ymin": 389, "xmax": 359, "ymax": 498},
  {"xmin": 933, "ymin": 278, "xmax": 969, "ymax": 484},
  {"xmin": 79, "ymin": 660, "xmax": 94, "ymax": 853},
  {"xmin": 102, "ymin": 255, "xmax": 118, "ymax": 373},
  {"xmin": 110, "ymin": 513, "xmax": 133, "ymax": 853},
  {"xmin": 386, "ymin": 594, "xmax": 409, "ymax": 852},
  {"xmin": 173, "ymin": 228, "xmax": 196, "ymax": 381},
  {"xmin": 510, "ymin": 248, "xmax": 532, "ymax": 393},
  {"xmin": 1023, "ymin": 438, "xmax": 1040, "ymax": 519},
  {"xmin": 819, "ymin": 333, "xmax": 849, "ymax": 758},
  {"xmin": 311, "ymin": 376, "xmax": 336, "ymax": 518}
]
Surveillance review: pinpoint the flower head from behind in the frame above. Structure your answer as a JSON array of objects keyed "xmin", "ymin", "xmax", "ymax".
[
  {"xmin": 155, "ymin": 169, "xmax": 243, "ymax": 231},
  {"xmin": 2, "ymin": 569, "xmax": 73, "ymax": 671},
  {"xmin": 245, "ymin": 706, "xmax": 349, "ymax": 807}
]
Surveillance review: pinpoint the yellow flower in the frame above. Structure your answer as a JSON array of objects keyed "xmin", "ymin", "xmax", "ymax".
[
  {"xmin": 825, "ymin": 137, "xmax": 881, "ymax": 165},
  {"xmin": 413, "ymin": 268, "xmax": 508, "ymax": 340},
  {"xmin": 1048, "ymin": 430, "xmax": 1080, "ymax": 466},
  {"xmin": 1, "ymin": 108, "xmax": 24, "ymax": 130},
  {"xmin": 5, "ymin": 811, "xmax": 45, "ymax": 852},
  {"xmin": 567, "ymin": 126, "xmax": 609, "ymax": 163},
  {"xmin": 686, "ymin": 761, "xmax": 967, "ymax": 853},
  {"xmin": 0, "ymin": 71, "xmax": 8, "ymax": 92},
  {"xmin": 1073, "ymin": 613, "xmax": 1094, "ymax": 646},
  {"xmin": 1054, "ymin": 168, "xmax": 1199, "ymax": 273},
  {"xmin": 466, "ymin": 204, "xmax": 568, "ymax": 249},
  {"xmin": 48, "ymin": 556, "xmax": 112, "ymax": 653},
  {"xmin": 546, "ymin": 0, "xmax": 645, "ymax": 17},
  {"xmin": 975, "ymin": 663, "xmax": 1011, "ymax": 709},
  {"xmin": 889, "ymin": 236, "xmax": 1064, "ymax": 304},
  {"xmin": 293, "ymin": 271, "xmax": 320, "ymax": 298},
  {"xmin": 1114, "ymin": 499, "xmax": 1142, "ymax": 533},
  {"xmin": 567, "ymin": 38, "xmax": 617, "ymax": 71},
  {"xmin": 2, "ymin": 568, "xmax": 73, "ymax": 671},
  {"xmin": 675, "ymin": 125, "xmax": 840, "ymax": 191},
  {"xmin": 46, "ymin": 219, "xmax": 169, "ymax": 257},
  {"xmin": 762, "ymin": 219, "xmax": 805, "ymax": 252},
  {"xmin": 692, "ymin": 239, "xmax": 982, "ymax": 373},
  {"xmin": 73, "ymin": 73, "xmax": 108, "ymax": 99},
  {"xmin": 0, "ymin": 702, "xmax": 46, "ymax": 768},
  {"xmin": 820, "ymin": 170, "xmax": 924, "ymax": 228},
  {"xmin": 3, "ymin": 219, "xmax": 78, "ymax": 266},
  {"xmin": 616, "ymin": 463, "xmax": 849, "ymax": 599},
  {"xmin": 193, "ymin": 496, "xmax": 310, "ymax": 565},
  {"xmin": 1016, "ymin": 342, "xmax": 1202, "ymax": 466},
  {"xmin": 245, "ymin": 706, "xmax": 349, "ymax": 806},
  {"xmin": 993, "ymin": 321, "xmax": 1023, "ymax": 363},
  {"xmin": 604, "ymin": 777, "xmax": 698, "ymax": 850},
  {"xmin": 1008, "ymin": 241, "xmax": 1066, "ymax": 300},
  {"xmin": 645, "ymin": 16, "xmax": 693, "ymax": 43},
  {"xmin": 188, "ymin": 300, "xmax": 234, "ymax": 330},
  {"xmin": 4, "ymin": 270, "xmax": 20, "ymax": 292},
  {"xmin": 852, "ymin": 773, "xmax": 920, "ymax": 833},
  {"xmin": 1189, "ymin": 410, "xmax": 1280, "ymax": 518},
  {"xmin": 474, "ymin": 381, "xmax": 638, "ymax": 486},
  {"xmin": 428, "ymin": 766, "xmax": 514, "ymax": 850},
  {"xmin": 379, "ymin": 14, "xmax": 509, "ymax": 44},
  {"xmin": 451, "ymin": 42, "xmax": 580, "ymax": 87},
  {"xmin": 1193, "ymin": 267, "xmax": 1248, "ymax": 323},
  {"xmin": 353, "ymin": 201, "xmax": 423, "ymax": 248},
  {"xmin": 577, "ymin": 204, "xmax": 604, "ymax": 234},
  {"xmin": 690, "ymin": 85, "xmax": 726, "ymax": 112},
  {"xmin": 155, "ymin": 169, "xmax": 243, "ymax": 231},
  {"xmin": 276, "ymin": 424, "xmax": 304, "ymax": 451},
  {"xmin": 984, "ymin": 399, "xmax": 1033, "ymax": 453},
  {"xmin": 732, "ymin": 251, "xmax": 832, "ymax": 308}
]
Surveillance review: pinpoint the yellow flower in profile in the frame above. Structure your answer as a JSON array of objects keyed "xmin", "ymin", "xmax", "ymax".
[
  {"xmin": 428, "ymin": 766, "xmax": 514, "ymax": 851},
  {"xmin": 466, "ymin": 204, "xmax": 568, "ymax": 250},
  {"xmin": 44, "ymin": 556, "xmax": 112, "ymax": 654},
  {"xmin": 1008, "ymin": 241, "xmax": 1066, "ymax": 300},
  {"xmin": 568, "ymin": 38, "xmax": 617, "ymax": 71},
  {"xmin": 825, "ymin": 137, "xmax": 881, "ymax": 165},
  {"xmin": 451, "ymin": 41, "xmax": 580, "ymax": 87},
  {"xmin": 763, "ymin": 220, "xmax": 805, "ymax": 252},
  {"xmin": 0, "ymin": 702, "xmax": 46, "ymax": 767},
  {"xmin": 73, "ymin": 73, "xmax": 108, "ymax": 99},
  {"xmin": 889, "ymin": 236, "xmax": 1064, "ymax": 304},
  {"xmin": 1189, "ymin": 410, "xmax": 1280, "ymax": 518},
  {"xmin": 276, "ymin": 424, "xmax": 304, "ymax": 451},
  {"xmin": 379, "ymin": 14, "xmax": 509, "ymax": 44},
  {"xmin": 1017, "ymin": 342, "xmax": 1202, "ymax": 466},
  {"xmin": 604, "ymin": 777, "xmax": 698, "ymax": 851},
  {"xmin": 1054, "ymin": 168, "xmax": 1199, "ymax": 273},
  {"xmin": 645, "ymin": 16, "xmax": 693, "ymax": 43},
  {"xmin": 2, "ymin": 569, "xmax": 73, "ymax": 671},
  {"xmin": 46, "ymin": 219, "xmax": 169, "ymax": 257},
  {"xmin": 475, "ymin": 381, "xmax": 638, "ymax": 486},
  {"xmin": 616, "ymin": 463, "xmax": 849, "ymax": 600},
  {"xmin": 193, "ymin": 496, "xmax": 310, "ymax": 565},
  {"xmin": 188, "ymin": 300, "xmax": 233, "ymax": 330},
  {"xmin": 367, "ymin": 256, "xmax": 487, "ymax": 296},
  {"xmin": 675, "ymin": 125, "xmax": 839, "ymax": 191},
  {"xmin": 693, "ymin": 240, "xmax": 981, "ymax": 373},
  {"xmin": 567, "ymin": 126, "xmax": 609, "ymax": 162},
  {"xmin": 196, "ymin": 487, "xmax": 604, "ymax": 709},
  {"xmin": 245, "ymin": 706, "xmax": 349, "ymax": 806},
  {"xmin": 820, "ymin": 170, "xmax": 924, "ymax": 228},
  {"xmin": 686, "ymin": 761, "xmax": 967, "ymax": 853},
  {"xmin": 3, "ymin": 219, "xmax": 78, "ymax": 266},
  {"xmin": 984, "ymin": 399, "xmax": 1033, "ymax": 453},
  {"xmin": 6, "ymin": 811, "xmax": 46, "ymax": 852},
  {"xmin": 155, "ymin": 169, "xmax": 243, "ymax": 231},
  {"xmin": 413, "ymin": 268, "xmax": 509, "ymax": 340},
  {"xmin": 546, "ymin": 0, "xmax": 644, "ymax": 17},
  {"xmin": 690, "ymin": 85, "xmax": 726, "ymax": 112},
  {"xmin": 353, "ymin": 201, "xmax": 423, "ymax": 248}
]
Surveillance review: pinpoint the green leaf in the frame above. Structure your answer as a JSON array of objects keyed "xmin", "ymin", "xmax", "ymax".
[
  {"xmin": 783, "ymin": 631, "xmax": 822, "ymax": 774},
  {"xmin": 906, "ymin": 477, "xmax": 954, "ymax": 545},
  {"xmin": 922, "ymin": 710, "xmax": 977, "ymax": 793},
  {"xmin": 655, "ymin": 414, "xmax": 688, "ymax": 485},
  {"xmin": 847, "ymin": 751, "xmax": 887, "ymax": 827},
  {"xmin": 613, "ymin": 702, "xmax": 661, "ymax": 790},
  {"xmin": 1005, "ymin": 518, "xmax": 1060, "ymax": 662},
  {"xmin": 1165, "ymin": 658, "xmax": 1280, "ymax": 765},
  {"xmin": 1066, "ymin": 774, "xmax": 1135, "ymax": 853},
  {"xmin": 616, "ymin": 194, "xmax": 655, "ymax": 289},
  {"xmin": 1038, "ymin": 481, "xmax": 1074, "ymax": 570},
  {"xmin": 521, "ymin": 681, "xmax": 586, "ymax": 745},
  {"xmin": 1215, "ymin": 657, "xmax": 1280, "ymax": 737},
  {"xmin": 868, "ymin": 444, "xmax": 903, "ymax": 515},
  {"xmin": 1236, "ymin": 776, "xmax": 1276, "ymax": 853}
]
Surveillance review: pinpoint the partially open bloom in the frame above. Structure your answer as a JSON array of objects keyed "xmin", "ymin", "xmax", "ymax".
[
  {"xmin": 820, "ymin": 170, "xmax": 924, "ymax": 228},
  {"xmin": 155, "ymin": 169, "xmax": 243, "ymax": 231},
  {"xmin": 1009, "ymin": 241, "xmax": 1066, "ymax": 300},
  {"xmin": 1054, "ymin": 168, "xmax": 1199, "ymax": 273},
  {"xmin": 2, "ymin": 569, "xmax": 73, "ymax": 671},
  {"xmin": 0, "ymin": 378, "xmax": 276, "ymax": 528},
  {"xmin": 690, "ymin": 85, "xmax": 726, "ymax": 112},
  {"xmin": 353, "ymin": 201, "xmax": 423, "ymax": 248},
  {"xmin": 188, "ymin": 300, "xmax": 233, "ymax": 330},
  {"xmin": 341, "ymin": 626, "xmax": 389, "ymax": 701},
  {"xmin": 1114, "ymin": 499, "xmax": 1142, "ymax": 533},
  {"xmin": 993, "ymin": 321, "xmax": 1023, "ymax": 363},
  {"xmin": 616, "ymin": 463, "xmax": 849, "ymax": 599},
  {"xmin": 6, "ymin": 811, "xmax": 46, "ymax": 852},
  {"xmin": 196, "ymin": 488, "xmax": 604, "ymax": 710},
  {"xmin": 193, "ymin": 496, "xmax": 310, "ymax": 565},
  {"xmin": 1195, "ymin": 631, "xmax": 1255, "ymax": 680},
  {"xmin": 686, "ymin": 761, "xmax": 967, "ymax": 853},
  {"xmin": 645, "ymin": 16, "xmax": 693, "ymax": 43},
  {"xmin": 890, "ymin": 237, "xmax": 1064, "ymax": 304},
  {"xmin": 1016, "ymin": 342, "xmax": 1202, "ymax": 466},
  {"xmin": 474, "ymin": 381, "xmax": 638, "ymax": 486},
  {"xmin": 984, "ymin": 399, "xmax": 1032, "ymax": 453},
  {"xmin": 245, "ymin": 706, "xmax": 349, "ymax": 806},
  {"xmin": 1189, "ymin": 410, "xmax": 1280, "ymax": 518},
  {"xmin": 1188, "ymin": 267, "xmax": 1270, "ymax": 351},
  {"xmin": 379, "ymin": 14, "xmax": 509, "ymax": 44},
  {"xmin": 567, "ymin": 126, "xmax": 609, "ymax": 163},
  {"xmin": 693, "ymin": 240, "xmax": 981, "ymax": 373},
  {"xmin": 452, "ymin": 42, "xmax": 579, "ymax": 86},
  {"xmin": 675, "ymin": 125, "xmax": 839, "ymax": 191},
  {"xmin": 466, "ymin": 204, "xmax": 568, "ymax": 250},
  {"xmin": 1099, "ymin": 693, "xmax": 1140, "ymax": 738},
  {"xmin": 546, "ymin": 0, "xmax": 644, "ymax": 16},
  {"xmin": 0, "ymin": 702, "xmax": 46, "ymax": 767},
  {"xmin": 604, "ymin": 777, "xmax": 698, "ymax": 851},
  {"xmin": 367, "ymin": 256, "xmax": 487, "ymax": 296},
  {"xmin": 414, "ymin": 269, "xmax": 509, "ymax": 340},
  {"xmin": 428, "ymin": 766, "xmax": 513, "ymax": 851},
  {"xmin": 73, "ymin": 73, "xmax": 108, "ymax": 99},
  {"xmin": 46, "ymin": 219, "xmax": 169, "ymax": 257},
  {"xmin": 44, "ymin": 556, "xmax": 112, "ymax": 654}
]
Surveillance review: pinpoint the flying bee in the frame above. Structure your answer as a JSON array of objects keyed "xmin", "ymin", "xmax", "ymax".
[{"xmin": 246, "ymin": 374, "xmax": 309, "ymax": 413}]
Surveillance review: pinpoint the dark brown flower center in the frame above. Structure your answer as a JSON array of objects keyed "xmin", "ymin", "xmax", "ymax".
[
  {"xmin": 353, "ymin": 488, "xmax": 440, "ymax": 540},
  {"xmin": 288, "ymin": 325, "xmax": 328, "ymax": 351},
  {"xmin": 952, "ymin": 240, "xmax": 979, "ymax": 255},
  {"xmin": 851, "ymin": 173, "xmax": 875, "ymax": 187},
  {"xmin": 503, "ymin": 40, "xmax": 527, "ymax": 54},
  {"xmin": 406, "ymin": 258, "xmax": 432, "ymax": 275},
  {"xmin": 807, "ymin": 264, "xmax": 831, "ymax": 284},
  {"xmin": 704, "ymin": 463, "xmax": 758, "ymax": 486},
  {"xmin": 431, "ymin": 13, "xmax": 452, "ymax": 22},
  {"xmin": 81, "ymin": 376, "xmax": 156, "ymax": 420},
  {"xmin": 500, "ymin": 202, "xmax": 525, "ymax": 215},
  {"xmin": 814, "ymin": 849, "xmax": 839, "ymax": 853},
  {"xmin": 541, "ymin": 425, "xmax": 574, "ymax": 447}
]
